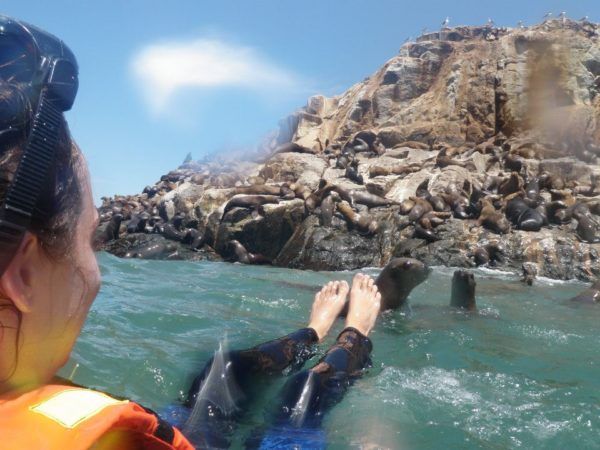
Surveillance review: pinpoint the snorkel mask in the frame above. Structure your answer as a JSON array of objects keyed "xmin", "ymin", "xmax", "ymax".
[{"xmin": 0, "ymin": 15, "xmax": 78, "ymax": 274}]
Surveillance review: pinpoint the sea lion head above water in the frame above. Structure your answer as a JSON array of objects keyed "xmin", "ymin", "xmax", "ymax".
[
  {"xmin": 375, "ymin": 258, "xmax": 431, "ymax": 310},
  {"xmin": 449, "ymin": 270, "xmax": 476, "ymax": 311}
]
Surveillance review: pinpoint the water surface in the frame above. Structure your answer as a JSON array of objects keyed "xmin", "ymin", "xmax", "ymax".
[{"xmin": 61, "ymin": 252, "xmax": 600, "ymax": 449}]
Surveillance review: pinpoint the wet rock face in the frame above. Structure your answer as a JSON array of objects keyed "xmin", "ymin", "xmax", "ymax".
[{"xmin": 95, "ymin": 19, "xmax": 600, "ymax": 281}]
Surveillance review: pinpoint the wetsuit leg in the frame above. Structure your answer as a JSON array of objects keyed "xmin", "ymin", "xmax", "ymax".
[
  {"xmin": 246, "ymin": 327, "xmax": 373, "ymax": 448},
  {"xmin": 164, "ymin": 327, "xmax": 319, "ymax": 448}
]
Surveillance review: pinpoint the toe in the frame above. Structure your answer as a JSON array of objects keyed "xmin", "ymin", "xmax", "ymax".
[
  {"xmin": 367, "ymin": 277, "xmax": 374, "ymax": 288},
  {"xmin": 339, "ymin": 280, "xmax": 349, "ymax": 295}
]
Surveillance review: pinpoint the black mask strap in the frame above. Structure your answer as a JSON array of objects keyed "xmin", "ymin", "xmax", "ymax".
[{"xmin": 0, "ymin": 87, "xmax": 61, "ymax": 273}]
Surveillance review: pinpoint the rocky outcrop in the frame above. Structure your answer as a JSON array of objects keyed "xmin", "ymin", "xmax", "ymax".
[{"xmin": 96, "ymin": 19, "xmax": 600, "ymax": 281}]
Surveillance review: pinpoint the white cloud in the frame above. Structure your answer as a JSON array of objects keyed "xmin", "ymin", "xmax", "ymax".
[{"xmin": 131, "ymin": 38, "xmax": 299, "ymax": 114}]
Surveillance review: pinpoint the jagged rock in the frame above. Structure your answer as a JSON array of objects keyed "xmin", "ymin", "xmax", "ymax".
[
  {"xmin": 95, "ymin": 20, "xmax": 600, "ymax": 281},
  {"xmin": 215, "ymin": 199, "xmax": 306, "ymax": 259}
]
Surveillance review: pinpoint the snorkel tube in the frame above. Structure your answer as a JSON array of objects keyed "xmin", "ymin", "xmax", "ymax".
[{"xmin": 0, "ymin": 16, "xmax": 78, "ymax": 274}]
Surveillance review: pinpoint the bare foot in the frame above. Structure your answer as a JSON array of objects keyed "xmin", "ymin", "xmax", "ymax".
[
  {"xmin": 345, "ymin": 273, "xmax": 381, "ymax": 336},
  {"xmin": 308, "ymin": 280, "xmax": 350, "ymax": 341}
]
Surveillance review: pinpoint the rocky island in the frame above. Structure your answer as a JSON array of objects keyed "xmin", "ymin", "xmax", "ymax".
[{"xmin": 96, "ymin": 18, "xmax": 600, "ymax": 282}]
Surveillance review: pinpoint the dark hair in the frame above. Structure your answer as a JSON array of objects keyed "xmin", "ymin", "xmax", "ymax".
[{"xmin": 0, "ymin": 82, "xmax": 83, "ymax": 260}]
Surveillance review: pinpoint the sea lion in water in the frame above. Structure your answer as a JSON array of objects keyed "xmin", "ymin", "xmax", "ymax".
[
  {"xmin": 222, "ymin": 195, "xmax": 280, "ymax": 217},
  {"xmin": 449, "ymin": 270, "xmax": 476, "ymax": 311},
  {"xmin": 521, "ymin": 262, "xmax": 538, "ymax": 286},
  {"xmin": 375, "ymin": 257, "xmax": 431, "ymax": 310},
  {"xmin": 568, "ymin": 280, "xmax": 600, "ymax": 304},
  {"xmin": 228, "ymin": 240, "xmax": 271, "ymax": 265},
  {"xmin": 337, "ymin": 201, "xmax": 379, "ymax": 235}
]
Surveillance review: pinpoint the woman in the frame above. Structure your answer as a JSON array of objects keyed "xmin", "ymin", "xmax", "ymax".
[{"xmin": 0, "ymin": 16, "xmax": 381, "ymax": 449}]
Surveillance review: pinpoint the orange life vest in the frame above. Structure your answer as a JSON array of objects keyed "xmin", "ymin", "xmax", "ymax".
[{"xmin": 0, "ymin": 384, "xmax": 195, "ymax": 450}]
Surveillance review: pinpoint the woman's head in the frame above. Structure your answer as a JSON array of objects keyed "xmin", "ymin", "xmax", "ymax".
[{"xmin": 0, "ymin": 81, "xmax": 100, "ymax": 392}]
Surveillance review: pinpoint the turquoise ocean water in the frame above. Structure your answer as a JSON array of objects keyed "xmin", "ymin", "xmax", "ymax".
[{"xmin": 60, "ymin": 252, "xmax": 600, "ymax": 449}]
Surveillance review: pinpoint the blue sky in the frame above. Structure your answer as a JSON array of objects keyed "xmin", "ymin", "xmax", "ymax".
[{"xmin": 2, "ymin": 0, "xmax": 598, "ymax": 203}]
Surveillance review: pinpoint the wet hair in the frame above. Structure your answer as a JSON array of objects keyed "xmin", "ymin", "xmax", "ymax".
[{"xmin": 0, "ymin": 82, "xmax": 82, "ymax": 260}]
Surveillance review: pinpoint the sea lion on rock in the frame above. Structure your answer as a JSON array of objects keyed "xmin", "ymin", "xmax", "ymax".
[
  {"xmin": 471, "ymin": 242, "xmax": 505, "ymax": 266},
  {"xmin": 222, "ymin": 195, "xmax": 280, "ymax": 217},
  {"xmin": 408, "ymin": 198, "xmax": 433, "ymax": 222},
  {"xmin": 229, "ymin": 240, "xmax": 271, "ymax": 265},
  {"xmin": 449, "ymin": 270, "xmax": 476, "ymax": 311},
  {"xmin": 103, "ymin": 213, "xmax": 123, "ymax": 242},
  {"xmin": 505, "ymin": 196, "xmax": 544, "ymax": 231},
  {"xmin": 478, "ymin": 199, "xmax": 510, "ymax": 234},
  {"xmin": 233, "ymin": 185, "xmax": 282, "ymax": 196},
  {"xmin": 368, "ymin": 164, "xmax": 420, "ymax": 178},
  {"xmin": 498, "ymin": 172, "xmax": 524, "ymax": 196},
  {"xmin": 345, "ymin": 160, "xmax": 364, "ymax": 185},
  {"xmin": 126, "ymin": 212, "xmax": 150, "ymax": 234},
  {"xmin": 375, "ymin": 257, "xmax": 431, "ymax": 310},
  {"xmin": 125, "ymin": 240, "xmax": 178, "ymax": 259},
  {"xmin": 350, "ymin": 190, "xmax": 395, "ymax": 208},
  {"xmin": 319, "ymin": 192, "xmax": 338, "ymax": 227},
  {"xmin": 337, "ymin": 201, "xmax": 378, "ymax": 235},
  {"xmin": 568, "ymin": 280, "xmax": 600, "ymax": 304},
  {"xmin": 272, "ymin": 142, "xmax": 317, "ymax": 156},
  {"xmin": 413, "ymin": 223, "xmax": 439, "ymax": 242},
  {"xmin": 575, "ymin": 213, "xmax": 600, "ymax": 243}
]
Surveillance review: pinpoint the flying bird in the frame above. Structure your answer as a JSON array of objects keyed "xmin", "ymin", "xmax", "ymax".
[
  {"xmin": 487, "ymin": 18, "xmax": 495, "ymax": 27},
  {"xmin": 543, "ymin": 12, "xmax": 553, "ymax": 19},
  {"xmin": 580, "ymin": 15, "xmax": 589, "ymax": 22},
  {"xmin": 441, "ymin": 17, "xmax": 450, "ymax": 28},
  {"xmin": 517, "ymin": 20, "xmax": 525, "ymax": 29}
]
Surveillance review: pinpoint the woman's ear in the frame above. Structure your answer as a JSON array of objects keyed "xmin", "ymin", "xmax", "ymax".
[{"xmin": 0, "ymin": 232, "xmax": 41, "ymax": 314}]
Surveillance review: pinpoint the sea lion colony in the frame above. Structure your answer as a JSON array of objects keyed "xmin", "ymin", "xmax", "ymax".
[{"xmin": 96, "ymin": 19, "xmax": 600, "ymax": 283}]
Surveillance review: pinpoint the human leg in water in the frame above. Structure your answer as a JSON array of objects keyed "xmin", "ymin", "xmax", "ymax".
[
  {"xmin": 165, "ymin": 280, "xmax": 350, "ymax": 448},
  {"xmin": 247, "ymin": 273, "xmax": 381, "ymax": 449}
]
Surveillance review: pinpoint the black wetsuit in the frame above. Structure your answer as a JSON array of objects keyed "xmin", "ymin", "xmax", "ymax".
[{"xmin": 163, "ymin": 327, "xmax": 372, "ymax": 449}]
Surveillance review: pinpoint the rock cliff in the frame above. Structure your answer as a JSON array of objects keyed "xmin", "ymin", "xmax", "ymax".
[{"xmin": 96, "ymin": 19, "xmax": 600, "ymax": 282}]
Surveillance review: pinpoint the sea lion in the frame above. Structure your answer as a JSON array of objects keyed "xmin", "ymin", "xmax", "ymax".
[
  {"xmin": 521, "ymin": 262, "xmax": 538, "ymax": 286},
  {"xmin": 471, "ymin": 242, "xmax": 505, "ymax": 266},
  {"xmin": 271, "ymin": 142, "xmax": 317, "ymax": 156},
  {"xmin": 408, "ymin": 197, "xmax": 433, "ymax": 222},
  {"xmin": 162, "ymin": 223, "xmax": 186, "ymax": 242},
  {"xmin": 498, "ymin": 172, "xmax": 523, "ymax": 196},
  {"xmin": 319, "ymin": 192, "xmax": 337, "ymax": 227},
  {"xmin": 183, "ymin": 229, "xmax": 207, "ymax": 250},
  {"xmin": 350, "ymin": 190, "xmax": 394, "ymax": 208},
  {"xmin": 568, "ymin": 280, "xmax": 600, "ymax": 304},
  {"xmin": 505, "ymin": 197, "xmax": 544, "ymax": 231},
  {"xmin": 345, "ymin": 161, "xmax": 364, "ymax": 185},
  {"xmin": 419, "ymin": 211, "xmax": 450, "ymax": 229},
  {"xmin": 229, "ymin": 240, "xmax": 271, "ymax": 265},
  {"xmin": 233, "ymin": 185, "xmax": 282, "ymax": 196},
  {"xmin": 375, "ymin": 257, "xmax": 431, "ymax": 310},
  {"xmin": 94, "ymin": 213, "xmax": 123, "ymax": 247},
  {"xmin": 478, "ymin": 199, "xmax": 510, "ymax": 234},
  {"xmin": 126, "ymin": 212, "xmax": 150, "ymax": 234},
  {"xmin": 399, "ymin": 198, "xmax": 415, "ymax": 215},
  {"xmin": 125, "ymin": 240, "xmax": 178, "ymax": 259},
  {"xmin": 575, "ymin": 214, "xmax": 600, "ymax": 243},
  {"xmin": 414, "ymin": 223, "xmax": 439, "ymax": 242},
  {"xmin": 368, "ymin": 164, "xmax": 420, "ymax": 178},
  {"xmin": 449, "ymin": 270, "xmax": 476, "ymax": 311},
  {"xmin": 337, "ymin": 201, "xmax": 379, "ymax": 235},
  {"xmin": 440, "ymin": 193, "xmax": 470, "ymax": 219},
  {"xmin": 222, "ymin": 195, "xmax": 280, "ymax": 217},
  {"xmin": 305, "ymin": 181, "xmax": 336, "ymax": 212}
]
